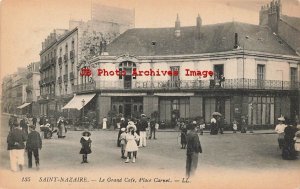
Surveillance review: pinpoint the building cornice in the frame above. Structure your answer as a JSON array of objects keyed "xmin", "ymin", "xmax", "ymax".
[
  {"xmin": 88, "ymin": 50, "xmax": 300, "ymax": 65},
  {"xmin": 40, "ymin": 27, "xmax": 78, "ymax": 56},
  {"xmin": 56, "ymin": 27, "xmax": 78, "ymax": 45}
]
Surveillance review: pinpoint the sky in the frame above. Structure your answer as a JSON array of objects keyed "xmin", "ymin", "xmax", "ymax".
[{"xmin": 0, "ymin": 0, "xmax": 300, "ymax": 81}]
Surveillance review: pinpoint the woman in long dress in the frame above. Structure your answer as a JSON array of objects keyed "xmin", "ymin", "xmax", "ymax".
[
  {"xmin": 57, "ymin": 117, "xmax": 66, "ymax": 138},
  {"xmin": 102, "ymin": 117, "xmax": 107, "ymax": 130}
]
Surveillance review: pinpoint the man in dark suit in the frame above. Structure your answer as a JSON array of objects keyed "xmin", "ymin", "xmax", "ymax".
[
  {"xmin": 7, "ymin": 123, "xmax": 28, "ymax": 171},
  {"xmin": 26, "ymin": 125, "xmax": 42, "ymax": 169},
  {"xmin": 186, "ymin": 124, "xmax": 202, "ymax": 178}
]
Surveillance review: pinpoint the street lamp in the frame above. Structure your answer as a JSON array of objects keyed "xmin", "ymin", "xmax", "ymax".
[
  {"xmin": 82, "ymin": 99, "xmax": 85, "ymax": 120},
  {"xmin": 276, "ymin": 70, "xmax": 283, "ymax": 115}
]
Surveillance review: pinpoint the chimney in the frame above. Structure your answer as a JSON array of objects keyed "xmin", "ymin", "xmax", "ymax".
[
  {"xmin": 195, "ymin": 14, "xmax": 202, "ymax": 40},
  {"xmin": 234, "ymin": 33, "xmax": 239, "ymax": 49},
  {"xmin": 174, "ymin": 14, "xmax": 181, "ymax": 37}
]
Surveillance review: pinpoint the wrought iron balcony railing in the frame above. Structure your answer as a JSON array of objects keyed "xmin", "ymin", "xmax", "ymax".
[{"xmin": 73, "ymin": 79, "xmax": 300, "ymax": 93}]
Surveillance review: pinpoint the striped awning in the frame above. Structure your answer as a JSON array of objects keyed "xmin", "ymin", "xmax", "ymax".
[{"xmin": 62, "ymin": 93, "xmax": 96, "ymax": 110}]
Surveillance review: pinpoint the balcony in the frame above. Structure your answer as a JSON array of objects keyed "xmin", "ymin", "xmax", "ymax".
[
  {"xmin": 40, "ymin": 61, "xmax": 50, "ymax": 71},
  {"xmin": 63, "ymin": 54, "xmax": 68, "ymax": 63},
  {"xmin": 73, "ymin": 79, "xmax": 300, "ymax": 93},
  {"xmin": 70, "ymin": 72, "xmax": 74, "ymax": 80},
  {"xmin": 39, "ymin": 93, "xmax": 55, "ymax": 100},
  {"xmin": 58, "ymin": 76, "xmax": 62, "ymax": 84},
  {"xmin": 63, "ymin": 74, "xmax": 68, "ymax": 82},
  {"xmin": 58, "ymin": 57, "xmax": 62, "ymax": 65}
]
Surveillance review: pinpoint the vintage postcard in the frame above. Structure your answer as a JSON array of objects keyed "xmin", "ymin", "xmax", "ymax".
[{"xmin": 0, "ymin": 0, "xmax": 300, "ymax": 188}]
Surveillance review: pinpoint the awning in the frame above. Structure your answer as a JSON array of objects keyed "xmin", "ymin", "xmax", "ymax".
[
  {"xmin": 62, "ymin": 93, "xmax": 96, "ymax": 110},
  {"xmin": 17, "ymin": 103, "xmax": 31, "ymax": 109}
]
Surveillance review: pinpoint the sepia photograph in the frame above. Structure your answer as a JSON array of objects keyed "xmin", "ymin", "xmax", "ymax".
[{"xmin": 0, "ymin": 0, "xmax": 300, "ymax": 188}]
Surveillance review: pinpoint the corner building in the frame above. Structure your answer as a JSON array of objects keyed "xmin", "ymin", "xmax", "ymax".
[{"xmin": 74, "ymin": 15, "xmax": 300, "ymax": 128}]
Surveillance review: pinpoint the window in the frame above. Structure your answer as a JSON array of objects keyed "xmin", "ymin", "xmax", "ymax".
[
  {"xmin": 65, "ymin": 43, "xmax": 68, "ymax": 53},
  {"xmin": 248, "ymin": 96, "xmax": 274, "ymax": 125},
  {"xmin": 257, "ymin": 64, "xmax": 265, "ymax": 88},
  {"xmin": 170, "ymin": 66, "xmax": 180, "ymax": 87},
  {"xmin": 257, "ymin": 64, "xmax": 265, "ymax": 80},
  {"xmin": 119, "ymin": 105, "xmax": 123, "ymax": 114},
  {"xmin": 65, "ymin": 65, "xmax": 68, "ymax": 75},
  {"xmin": 139, "ymin": 105, "xmax": 143, "ymax": 113},
  {"xmin": 291, "ymin": 67, "xmax": 297, "ymax": 83},
  {"xmin": 72, "ymin": 39, "xmax": 75, "ymax": 50}
]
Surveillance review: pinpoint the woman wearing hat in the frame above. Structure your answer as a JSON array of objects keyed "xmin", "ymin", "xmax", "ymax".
[
  {"xmin": 124, "ymin": 121, "xmax": 139, "ymax": 163},
  {"xmin": 57, "ymin": 117, "xmax": 67, "ymax": 138},
  {"xmin": 80, "ymin": 130, "xmax": 92, "ymax": 163},
  {"xmin": 275, "ymin": 116, "xmax": 287, "ymax": 149}
]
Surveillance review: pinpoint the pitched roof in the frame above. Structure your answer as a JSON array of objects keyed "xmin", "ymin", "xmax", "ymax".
[
  {"xmin": 281, "ymin": 15, "xmax": 300, "ymax": 31},
  {"xmin": 107, "ymin": 22, "xmax": 297, "ymax": 56}
]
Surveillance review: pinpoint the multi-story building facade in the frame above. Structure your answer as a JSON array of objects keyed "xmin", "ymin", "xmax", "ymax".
[
  {"xmin": 259, "ymin": 0, "xmax": 300, "ymax": 121},
  {"xmin": 1, "ymin": 68, "xmax": 29, "ymax": 115},
  {"xmin": 55, "ymin": 18, "xmax": 134, "ymax": 119},
  {"xmin": 25, "ymin": 62, "xmax": 41, "ymax": 116},
  {"xmin": 39, "ymin": 29, "xmax": 67, "ymax": 116},
  {"xmin": 1, "ymin": 76, "xmax": 13, "ymax": 113},
  {"xmin": 72, "ymin": 14, "xmax": 299, "ymax": 128}
]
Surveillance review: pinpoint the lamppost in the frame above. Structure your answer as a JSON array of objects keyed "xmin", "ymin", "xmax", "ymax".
[
  {"xmin": 276, "ymin": 70, "xmax": 283, "ymax": 115},
  {"xmin": 82, "ymin": 99, "xmax": 85, "ymax": 120}
]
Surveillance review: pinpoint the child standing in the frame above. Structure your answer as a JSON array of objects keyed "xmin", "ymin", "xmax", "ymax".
[
  {"xmin": 119, "ymin": 128, "xmax": 127, "ymax": 159},
  {"xmin": 125, "ymin": 121, "xmax": 139, "ymax": 163},
  {"xmin": 26, "ymin": 125, "xmax": 42, "ymax": 169},
  {"xmin": 80, "ymin": 130, "xmax": 92, "ymax": 163},
  {"xmin": 198, "ymin": 118, "xmax": 205, "ymax": 135},
  {"xmin": 232, "ymin": 120, "xmax": 238, "ymax": 133}
]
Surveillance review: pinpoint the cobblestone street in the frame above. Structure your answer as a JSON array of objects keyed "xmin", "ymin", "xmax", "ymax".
[{"xmin": 1, "ymin": 114, "xmax": 300, "ymax": 189}]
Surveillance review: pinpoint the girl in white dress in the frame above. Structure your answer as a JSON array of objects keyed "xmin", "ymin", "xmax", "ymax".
[
  {"xmin": 125, "ymin": 121, "xmax": 139, "ymax": 163},
  {"xmin": 102, "ymin": 117, "xmax": 107, "ymax": 129}
]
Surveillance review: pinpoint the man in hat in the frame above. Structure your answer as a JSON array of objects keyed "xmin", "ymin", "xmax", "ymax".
[
  {"xmin": 138, "ymin": 114, "xmax": 148, "ymax": 147},
  {"xmin": 186, "ymin": 123, "xmax": 202, "ymax": 178},
  {"xmin": 26, "ymin": 125, "xmax": 42, "ymax": 169},
  {"xmin": 7, "ymin": 123, "xmax": 28, "ymax": 171},
  {"xmin": 8, "ymin": 115, "xmax": 18, "ymax": 132},
  {"xmin": 275, "ymin": 116, "xmax": 287, "ymax": 149}
]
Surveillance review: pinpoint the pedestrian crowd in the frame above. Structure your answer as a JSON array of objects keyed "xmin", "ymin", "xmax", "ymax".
[
  {"xmin": 275, "ymin": 116, "xmax": 300, "ymax": 160},
  {"xmin": 116, "ymin": 114, "xmax": 159, "ymax": 163},
  {"xmin": 6, "ymin": 111, "xmax": 300, "ymax": 179},
  {"xmin": 7, "ymin": 114, "xmax": 68, "ymax": 172}
]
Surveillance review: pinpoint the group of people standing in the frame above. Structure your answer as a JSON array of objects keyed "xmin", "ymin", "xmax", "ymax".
[
  {"xmin": 39, "ymin": 116, "xmax": 67, "ymax": 139},
  {"xmin": 275, "ymin": 116, "xmax": 300, "ymax": 160},
  {"xmin": 116, "ymin": 114, "xmax": 159, "ymax": 163},
  {"xmin": 6, "ymin": 114, "xmax": 69, "ymax": 172},
  {"xmin": 7, "ymin": 119, "xmax": 42, "ymax": 171}
]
